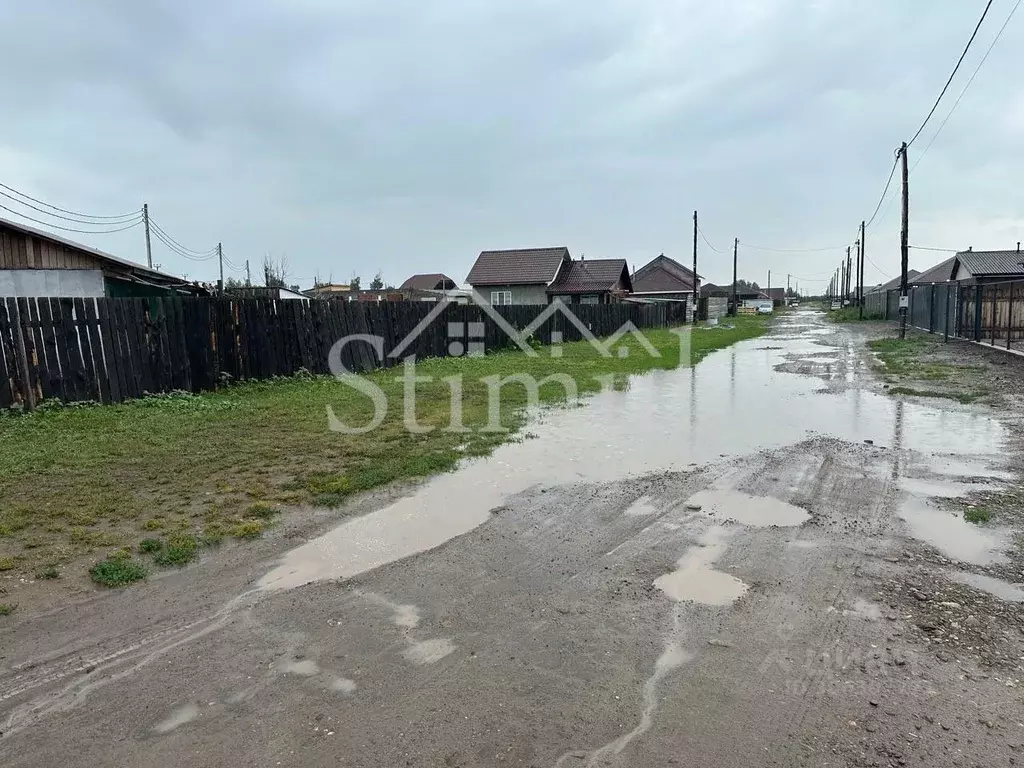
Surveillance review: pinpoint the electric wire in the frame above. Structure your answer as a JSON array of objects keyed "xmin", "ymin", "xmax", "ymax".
[
  {"xmin": 907, "ymin": 0, "xmax": 994, "ymax": 147},
  {"xmin": 0, "ymin": 202, "xmax": 144, "ymax": 234}
]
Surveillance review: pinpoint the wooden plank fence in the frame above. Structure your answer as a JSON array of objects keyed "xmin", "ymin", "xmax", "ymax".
[{"xmin": 0, "ymin": 298, "xmax": 687, "ymax": 408}]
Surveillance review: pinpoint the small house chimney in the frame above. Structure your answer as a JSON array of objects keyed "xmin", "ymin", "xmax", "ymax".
[{"xmin": 1017, "ymin": 241, "xmax": 1021, "ymax": 253}]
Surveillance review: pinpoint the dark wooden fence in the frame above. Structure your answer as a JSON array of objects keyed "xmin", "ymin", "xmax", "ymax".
[{"xmin": 0, "ymin": 297, "xmax": 687, "ymax": 408}]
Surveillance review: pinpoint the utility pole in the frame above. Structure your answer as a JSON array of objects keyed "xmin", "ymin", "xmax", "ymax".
[
  {"xmin": 692, "ymin": 210, "xmax": 698, "ymax": 323},
  {"xmin": 787, "ymin": 273, "xmax": 791, "ymax": 305},
  {"xmin": 143, "ymin": 203, "xmax": 153, "ymax": 269},
  {"xmin": 768, "ymin": 269, "xmax": 771, "ymax": 296},
  {"xmin": 846, "ymin": 247, "xmax": 853, "ymax": 301},
  {"xmin": 732, "ymin": 237, "xmax": 738, "ymax": 316},
  {"xmin": 898, "ymin": 142, "xmax": 909, "ymax": 340},
  {"xmin": 217, "ymin": 242, "xmax": 224, "ymax": 295},
  {"xmin": 840, "ymin": 259, "xmax": 845, "ymax": 305},
  {"xmin": 859, "ymin": 220, "xmax": 866, "ymax": 318},
  {"xmin": 245, "ymin": 259, "xmax": 251, "ymax": 287}
]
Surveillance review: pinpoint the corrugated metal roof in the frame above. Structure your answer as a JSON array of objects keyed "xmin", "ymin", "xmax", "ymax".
[
  {"xmin": 867, "ymin": 271, "xmax": 921, "ymax": 293},
  {"xmin": 955, "ymin": 250, "xmax": 1024, "ymax": 276},
  {"xmin": 465, "ymin": 247, "xmax": 569, "ymax": 286},
  {"xmin": 547, "ymin": 259, "xmax": 630, "ymax": 294},
  {"xmin": 911, "ymin": 257, "xmax": 955, "ymax": 284}
]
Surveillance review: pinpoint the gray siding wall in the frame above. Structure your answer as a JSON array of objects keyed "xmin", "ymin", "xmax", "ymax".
[
  {"xmin": 474, "ymin": 284, "xmax": 550, "ymax": 305},
  {"xmin": 0, "ymin": 268, "xmax": 105, "ymax": 298}
]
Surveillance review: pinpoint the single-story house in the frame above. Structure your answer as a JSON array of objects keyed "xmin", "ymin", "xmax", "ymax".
[
  {"xmin": 465, "ymin": 247, "xmax": 572, "ymax": 305},
  {"xmin": 866, "ymin": 271, "xmax": 921, "ymax": 294},
  {"xmin": 547, "ymin": 258, "xmax": 632, "ymax": 304},
  {"xmin": 0, "ymin": 215, "xmax": 202, "ymax": 298},
  {"xmin": 764, "ymin": 287, "xmax": 786, "ymax": 305},
  {"xmin": 911, "ymin": 257, "xmax": 956, "ymax": 285},
  {"xmin": 233, "ymin": 286, "xmax": 308, "ymax": 301},
  {"xmin": 304, "ymin": 282, "xmax": 353, "ymax": 299},
  {"xmin": 399, "ymin": 273, "xmax": 458, "ymax": 292},
  {"xmin": 950, "ymin": 249, "xmax": 1024, "ymax": 285},
  {"xmin": 630, "ymin": 254, "xmax": 701, "ymax": 301}
]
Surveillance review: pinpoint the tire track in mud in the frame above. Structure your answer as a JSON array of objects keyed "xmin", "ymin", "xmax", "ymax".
[{"xmin": 0, "ymin": 589, "xmax": 261, "ymax": 737}]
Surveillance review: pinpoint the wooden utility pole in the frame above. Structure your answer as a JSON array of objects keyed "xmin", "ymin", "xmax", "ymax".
[
  {"xmin": 692, "ymin": 210, "xmax": 698, "ymax": 323},
  {"xmin": 859, "ymin": 220, "xmax": 866, "ymax": 313},
  {"xmin": 245, "ymin": 259, "xmax": 251, "ymax": 287},
  {"xmin": 143, "ymin": 203, "xmax": 153, "ymax": 269},
  {"xmin": 787, "ymin": 273, "xmax": 791, "ymax": 305},
  {"xmin": 846, "ymin": 246, "xmax": 852, "ymax": 301},
  {"xmin": 732, "ymin": 237, "xmax": 738, "ymax": 316},
  {"xmin": 840, "ymin": 259, "xmax": 845, "ymax": 305},
  {"xmin": 899, "ymin": 142, "xmax": 909, "ymax": 339},
  {"xmin": 218, "ymin": 242, "xmax": 224, "ymax": 295}
]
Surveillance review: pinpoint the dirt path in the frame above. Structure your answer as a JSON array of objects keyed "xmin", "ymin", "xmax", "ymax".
[{"xmin": 2, "ymin": 310, "xmax": 1022, "ymax": 767}]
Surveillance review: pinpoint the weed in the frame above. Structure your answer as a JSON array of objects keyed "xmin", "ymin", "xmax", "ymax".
[
  {"xmin": 35, "ymin": 565, "xmax": 60, "ymax": 580},
  {"xmin": 888, "ymin": 386, "xmax": 987, "ymax": 404},
  {"xmin": 89, "ymin": 555, "xmax": 148, "ymax": 587},
  {"xmin": 0, "ymin": 603, "xmax": 16, "ymax": 616},
  {"xmin": 964, "ymin": 506, "xmax": 991, "ymax": 524},
  {"xmin": 138, "ymin": 538, "xmax": 163, "ymax": 554},
  {"xmin": 828, "ymin": 307, "xmax": 884, "ymax": 322},
  {"xmin": 142, "ymin": 518, "xmax": 166, "ymax": 531},
  {"xmin": 0, "ymin": 556, "xmax": 16, "ymax": 571},
  {"xmin": 153, "ymin": 533, "xmax": 199, "ymax": 567},
  {"xmin": 247, "ymin": 501, "xmax": 279, "ymax": 519},
  {"xmin": 230, "ymin": 521, "xmax": 265, "ymax": 539}
]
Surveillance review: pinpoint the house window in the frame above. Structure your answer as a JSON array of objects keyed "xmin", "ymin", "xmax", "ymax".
[
  {"xmin": 490, "ymin": 290, "xmax": 512, "ymax": 305},
  {"xmin": 581, "ymin": 294, "xmax": 600, "ymax": 304}
]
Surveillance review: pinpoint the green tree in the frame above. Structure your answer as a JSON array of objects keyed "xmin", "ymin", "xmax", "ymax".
[{"xmin": 369, "ymin": 272, "xmax": 384, "ymax": 291}]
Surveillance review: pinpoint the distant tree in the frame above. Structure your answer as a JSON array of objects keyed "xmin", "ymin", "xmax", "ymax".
[
  {"xmin": 349, "ymin": 275, "xmax": 361, "ymax": 291},
  {"xmin": 369, "ymin": 272, "xmax": 384, "ymax": 291},
  {"xmin": 224, "ymin": 277, "xmax": 247, "ymax": 296},
  {"xmin": 263, "ymin": 254, "xmax": 290, "ymax": 288},
  {"xmin": 732, "ymin": 279, "xmax": 760, "ymax": 292}
]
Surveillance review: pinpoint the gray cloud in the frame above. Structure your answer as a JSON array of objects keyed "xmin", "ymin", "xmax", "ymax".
[{"xmin": 2, "ymin": 0, "xmax": 1021, "ymax": 289}]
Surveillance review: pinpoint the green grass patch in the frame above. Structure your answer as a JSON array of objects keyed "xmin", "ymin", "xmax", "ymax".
[
  {"xmin": 34, "ymin": 565, "xmax": 60, "ymax": 580},
  {"xmin": 888, "ymin": 386, "xmax": 987, "ymax": 404},
  {"xmin": 0, "ymin": 603, "xmax": 16, "ymax": 616},
  {"xmin": 0, "ymin": 315, "xmax": 768, "ymax": 586},
  {"xmin": 89, "ymin": 554, "xmax": 148, "ymax": 587},
  {"xmin": 828, "ymin": 307, "xmax": 884, "ymax": 322},
  {"xmin": 963, "ymin": 506, "xmax": 992, "ymax": 524},
  {"xmin": 152, "ymin": 533, "xmax": 199, "ymax": 567},
  {"xmin": 138, "ymin": 538, "xmax": 163, "ymax": 554},
  {"xmin": 230, "ymin": 521, "xmax": 265, "ymax": 539}
]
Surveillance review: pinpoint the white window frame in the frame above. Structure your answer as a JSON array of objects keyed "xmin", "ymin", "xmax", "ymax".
[{"xmin": 490, "ymin": 290, "xmax": 512, "ymax": 305}]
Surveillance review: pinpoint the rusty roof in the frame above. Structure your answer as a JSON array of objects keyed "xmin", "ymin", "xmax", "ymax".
[
  {"xmin": 466, "ymin": 247, "xmax": 570, "ymax": 286},
  {"xmin": 547, "ymin": 259, "xmax": 631, "ymax": 294}
]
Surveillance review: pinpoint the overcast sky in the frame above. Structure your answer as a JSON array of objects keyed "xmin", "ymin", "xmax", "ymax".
[{"xmin": 2, "ymin": 0, "xmax": 1022, "ymax": 291}]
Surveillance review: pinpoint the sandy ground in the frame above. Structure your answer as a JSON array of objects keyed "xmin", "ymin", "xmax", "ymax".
[{"xmin": 2, "ymin": 310, "xmax": 1023, "ymax": 767}]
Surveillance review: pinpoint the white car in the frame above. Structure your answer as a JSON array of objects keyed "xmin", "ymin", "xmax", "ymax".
[{"xmin": 756, "ymin": 304, "xmax": 773, "ymax": 315}]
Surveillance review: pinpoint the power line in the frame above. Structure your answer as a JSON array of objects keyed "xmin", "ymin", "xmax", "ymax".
[
  {"xmin": 0, "ymin": 182, "xmax": 141, "ymax": 221},
  {"xmin": 913, "ymin": 0, "xmax": 1021, "ymax": 172},
  {"xmin": 150, "ymin": 226, "xmax": 218, "ymax": 262},
  {"xmin": 910, "ymin": 245, "xmax": 959, "ymax": 252},
  {"xmin": 696, "ymin": 225, "xmax": 727, "ymax": 253},
  {"xmin": 149, "ymin": 217, "xmax": 218, "ymax": 258},
  {"xmin": 865, "ymin": 155, "xmax": 900, "ymax": 229},
  {"xmin": 863, "ymin": 252, "xmax": 893, "ymax": 279},
  {"xmin": 0, "ymin": 202, "xmax": 144, "ymax": 234},
  {"xmin": 0, "ymin": 189, "xmax": 142, "ymax": 227},
  {"xmin": 907, "ymin": 0, "xmax": 994, "ymax": 147}
]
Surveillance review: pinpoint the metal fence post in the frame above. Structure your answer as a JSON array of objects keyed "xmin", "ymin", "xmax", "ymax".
[
  {"xmin": 1007, "ymin": 281, "xmax": 1014, "ymax": 351},
  {"xmin": 974, "ymin": 285, "xmax": 982, "ymax": 342}
]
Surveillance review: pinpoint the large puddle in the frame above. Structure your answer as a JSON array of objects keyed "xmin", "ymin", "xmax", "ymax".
[{"xmin": 259, "ymin": 312, "xmax": 1008, "ymax": 592}]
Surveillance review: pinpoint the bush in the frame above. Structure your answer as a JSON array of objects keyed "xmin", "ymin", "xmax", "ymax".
[
  {"xmin": 138, "ymin": 538, "xmax": 163, "ymax": 554},
  {"xmin": 153, "ymin": 533, "xmax": 199, "ymax": 566},
  {"xmin": 247, "ymin": 501, "xmax": 279, "ymax": 520},
  {"xmin": 230, "ymin": 521, "xmax": 265, "ymax": 539},
  {"xmin": 90, "ymin": 555, "xmax": 148, "ymax": 587}
]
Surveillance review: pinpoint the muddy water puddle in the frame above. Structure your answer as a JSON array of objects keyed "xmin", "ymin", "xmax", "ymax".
[
  {"xmin": 949, "ymin": 571, "xmax": 1024, "ymax": 602},
  {"xmin": 259, "ymin": 312, "xmax": 1008, "ymax": 592}
]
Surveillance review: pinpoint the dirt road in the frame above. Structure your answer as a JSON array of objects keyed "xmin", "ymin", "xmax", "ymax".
[{"xmin": 3, "ymin": 310, "xmax": 1023, "ymax": 767}]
